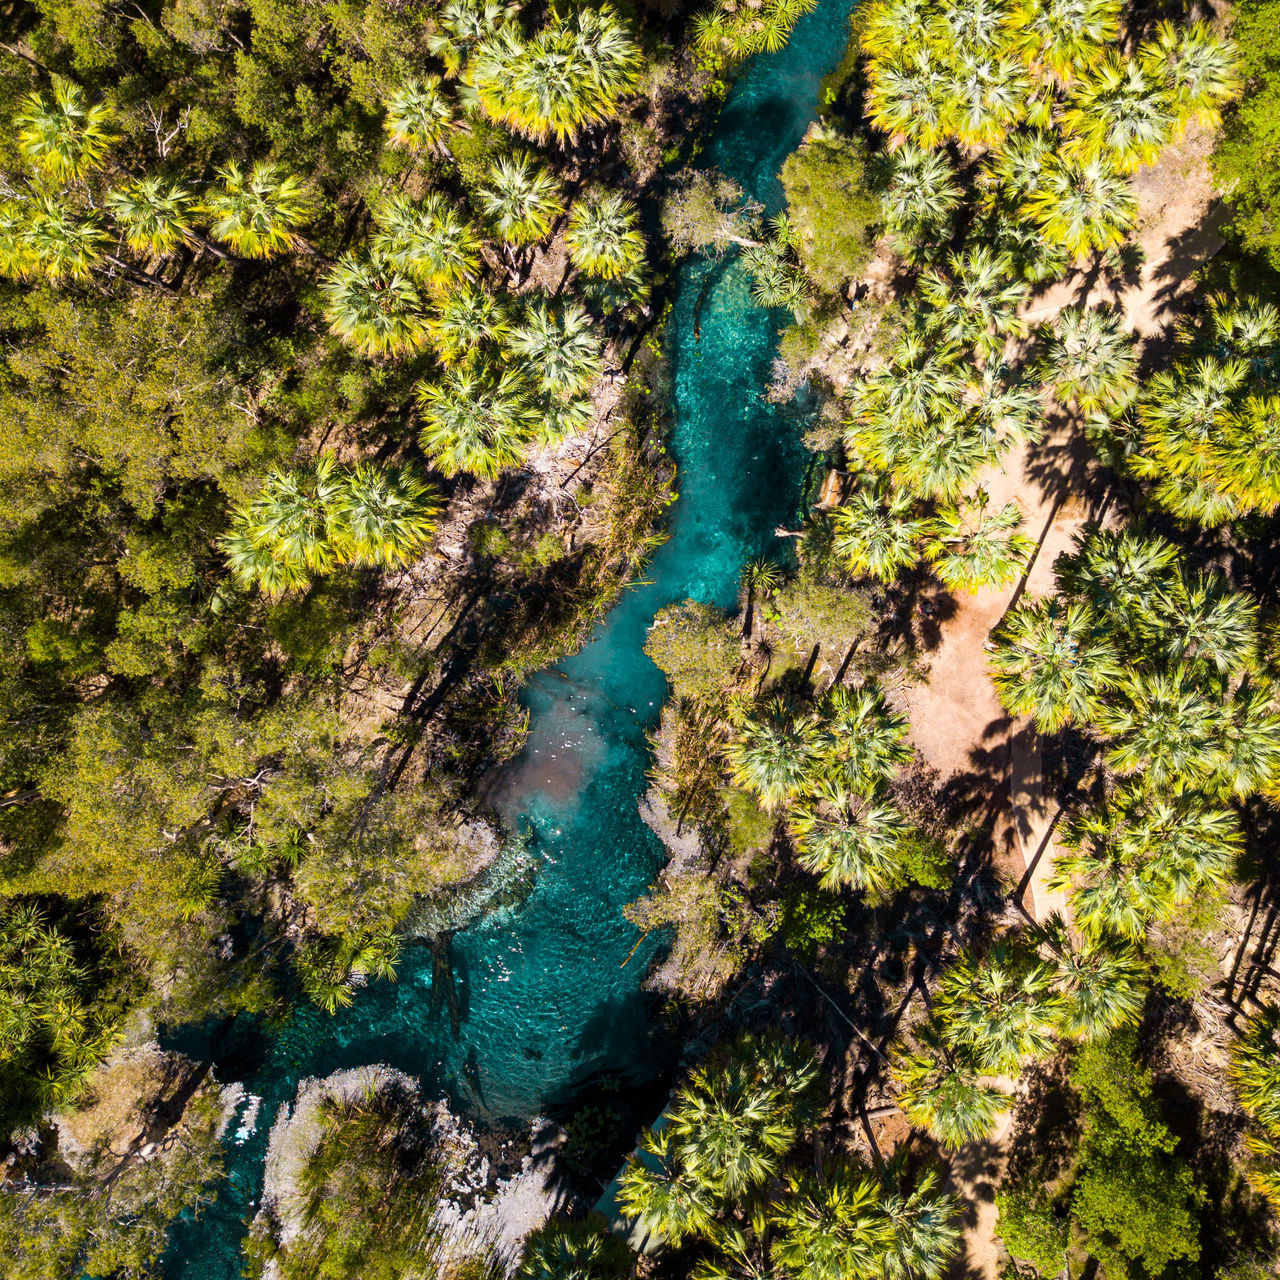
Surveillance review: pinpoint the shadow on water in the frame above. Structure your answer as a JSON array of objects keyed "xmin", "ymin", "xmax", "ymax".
[{"xmin": 161, "ymin": 1, "xmax": 857, "ymax": 1273}]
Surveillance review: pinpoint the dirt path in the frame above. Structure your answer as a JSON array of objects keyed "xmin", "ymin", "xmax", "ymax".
[
  {"xmin": 899, "ymin": 128, "xmax": 1224, "ymax": 1280},
  {"xmin": 903, "ymin": 123, "xmax": 1223, "ymax": 932}
]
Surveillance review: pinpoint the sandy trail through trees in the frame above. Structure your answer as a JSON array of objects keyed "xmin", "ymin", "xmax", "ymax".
[
  {"xmin": 900, "ymin": 127, "xmax": 1224, "ymax": 1280},
  {"xmin": 902, "ymin": 123, "xmax": 1223, "ymax": 933}
]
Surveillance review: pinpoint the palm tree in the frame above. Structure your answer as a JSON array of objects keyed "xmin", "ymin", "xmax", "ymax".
[
  {"xmin": 864, "ymin": 47, "xmax": 951, "ymax": 148},
  {"xmin": 204, "ymin": 161, "xmax": 313, "ymax": 258},
  {"xmin": 1008, "ymin": 0, "xmax": 1122, "ymax": 83},
  {"xmin": 1229, "ymin": 1007, "xmax": 1280, "ymax": 1134},
  {"xmin": 617, "ymin": 1127, "xmax": 717, "ymax": 1245},
  {"xmin": 919, "ymin": 246, "xmax": 1030, "ymax": 358},
  {"xmin": 944, "ymin": 52, "xmax": 1032, "ymax": 150},
  {"xmin": 989, "ymin": 598, "xmax": 1121, "ymax": 730},
  {"xmin": 620, "ymin": 1034, "xmax": 818, "ymax": 1240},
  {"xmin": 848, "ymin": 331, "xmax": 966, "ymax": 436},
  {"xmin": 428, "ymin": 287, "xmax": 510, "ymax": 366},
  {"xmin": 1096, "ymin": 666, "xmax": 1230, "ymax": 792},
  {"xmin": 1149, "ymin": 573, "xmax": 1257, "ymax": 676},
  {"xmin": 1041, "ymin": 916, "xmax": 1146, "ymax": 1040},
  {"xmin": 416, "ymin": 365, "xmax": 535, "ymax": 479},
  {"xmin": 830, "ymin": 489, "xmax": 924, "ymax": 581},
  {"xmin": 371, "ymin": 192, "xmax": 482, "ymax": 290},
  {"xmin": 1213, "ymin": 395, "xmax": 1280, "ymax": 517},
  {"xmin": 1133, "ymin": 356, "xmax": 1246, "ymax": 523},
  {"xmin": 725, "ymin": 698, "xmax": 825, "ymax": 812},
  {"xmin": 740, "ymin": 555, "xmax": 782, "ymax": 637},
  {"xmin": 694, "ymin": 1223, "xmax": 773, "ymax": 1280},
  {"xmin": 926, "ymin": 0, "xmax": 1011, "ymax": 55},
  {"xmin": 923, "ymin": 495, "xmax": 1034, "ymax": 592},
  {"xmin": 743, "ymin": 235, "xmax": 813, "ymax": 319},
  {"xmin": 535, "ymin": 393, "xmax": 595, "ymax": 447},
  {"xmin": 1052, "ymin": 526, "xmax": 1178, "ymax": 636},
  {"xmin": 983, "ymin": 129, "xmax": 1058, "ymax": 203},
  {"xmin": 933, "ymin": 942, "xmax": 1060, "ymax": 1072},
  {"xmin": 789, "ymin": 796, "xmax": 912, "ymax": 897},
  {"xmin": 427, "ymin": 0, "xmax": 518, "ymax": 77},
  {"xmin": 1053, "ymin": 789, "xmax": 1240, "ymax": 938},
  {"xmin": 1061, "ymin": 53, "xmax": 1174, "ymax": 172},
  {"xmin": 1203, "ymin": 294, "xmax": 1280, "ymax": 369},
  {"xmin": 1024, "ymin": 155, "xmax": 1137, "ymax": 258},
  {"xmin": 466, "ymin": 7, "xmax": 639, "ymax": 142},
  {"xmin": 508, "ymin": 299, "xmax": 604, "ymax": 399},
  {"xmin": 878, "ymin": 1158, "xmax": 963, "ymax": 1280},
  {"xmin": 15, "ymin": 81, "xmax": 116, "ymax": 180},
  {"xmin": 566, "ymin": 191, "xmax": 645, "ymax": 280},
  {"xmin": 891, "ymin": 1038, "xmax": 1012, "ymax": 1150},
  {"xmin": 883, "ymin": 145, "xmax": 963, "ymax": 239},
  {"xmin": 330, "ymin": 463, "xmax": 441, "ymax": 567},
  {"xmin": 858, "ymin": 0, "xmax": 930, "ymax": 63},
  {"xmin": 320, "ymin": 252, "xmax": 429, "ymax": 358},
  {"xmin": 383, "ymin": 76, "xmax": 455, "ymax": 154},
  {"xmin": 1050, "ymin": 842, "xmax": 1164, "ymax": 941},
  {"xmin": 672, "ymin": 1046, "xmax": 814, "ymax": 1202},
  {"xmin": 968, "ymin": 204, "xmax": 1072, "ymax": 284},
  {"xmin": 1039, "ymin": 305, "xmax": 1136, "ymax": 412},
  {"xmin": 517, "ymin": 1217, "xmax": 633, "ymax": 1280},
  {"xmin": 771, "ymin": 1164, "xmax": 894, "ymax": 1280},
  {"xmin": 221, "ymin": 527, "xmax": 313, "ymax": 596},
  {"xmin": 893, "ymin": 422, "xmax": 993, "ymax": 500},
  {"xmin": 478, "ymin": 153, "xmax": 564, "ymax": 247},
  {"xmin": 819, "ymin": 685, "xmax": 912, "ymax": 792},
  {"xmin": 1242, "ymin": 1131, "xmax": 1280, "ymax": 1211},
  {"xmin": 221, "ymin": 459, "xmax": 345, "ymax": 592},
  {"xmin": 1138, "ymin": 20, "xmax": 1240, "ymax": 132},
  {"xmin": 0, "ymin": 202, "xmax": 35, "ymax": 279},
  {"xmin": 965, "ymin": 363, "xmax": 1044, "ymax": 449},
  {"xmin": 105, "ymin": 178, "xmax": 198, "ymax": 257},
  {"xmin": 693, "ymin": 0, "xmax": 819, "ymax": 61},
  {"xmin": 21, "ymin": 197, "xmax": 107, "ymax": 281},
  {"xmin": 1215, "ymin": 682, "xmax": 1280, "ymax": 800}
]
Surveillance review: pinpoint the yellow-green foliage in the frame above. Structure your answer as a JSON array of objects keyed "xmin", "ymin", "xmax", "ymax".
[{"xmin": 780, "ymin": 130, "xmax": 881, "ymax": 292}]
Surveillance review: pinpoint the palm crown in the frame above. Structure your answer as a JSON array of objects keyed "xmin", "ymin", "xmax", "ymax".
[
  {"xmin": 15, "ymin": 82, "xmax": 117, "ymax": 180},
  {"xmin": 204, "ymin": 161, "xmax": 312, "ymax": 259},
  {"xmin": 106, "ymin": 178, "xmax": 198, "ymax": 257},
  {"xmin": 566, "ymin": 192, "xmax": 645, "ymax": 280},
  {"xmin": 320, "ymin": 253, "xmax": 428, "ymax": 358},
  {"xmin": 479, "ymin": 153, "xmax": 564, "ymax": 246}
]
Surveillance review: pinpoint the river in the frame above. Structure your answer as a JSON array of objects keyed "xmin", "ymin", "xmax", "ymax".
[{"xmin": 162, "ymin": 2, "xmax": 852, "ymax": 1271}]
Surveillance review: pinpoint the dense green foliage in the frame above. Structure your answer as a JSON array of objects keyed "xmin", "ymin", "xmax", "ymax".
[
  {"xmin": 0, "ymin": 902, "xmax": 138, "ymax": 1126},
  {"xmin": 617, "ymin": 1035, "xmax": 962, "ymax": 1278},
  {"xmin": 0, "ymin": 0, "xmax": 672, "ymax": 1076},
  {"xmin": 999, "ymin": 1033, "xmax": 1204, "ymax": 1280},
  {"xmin": 780, "ymin": 129, "xmax": 880, "ymax": 293},
  {"xmin": 1212, "ymin": 0, "xmax": 1280, "ymax": 269},
  {"xmin": 0, "ymin": 4, "xmax": 686, "ymax": 1269},
  {"xmin": 244, "ymin": 1084, "xmax": 466, "ymax": 1280},
  {"xmin": 0, "ymin": 1065, "xmax": 225, "ymax": 1279},
  {"xmin": 990, "ymin": 528, "xmax": 1277, "ymax": 950},
  {"xmin": 516, "ymin": 1217, "xmax": 633, "ymax": 1280},
  {"xmin": 1128, "ymin": 295, "xmax": 1280, "ymax": 523}
]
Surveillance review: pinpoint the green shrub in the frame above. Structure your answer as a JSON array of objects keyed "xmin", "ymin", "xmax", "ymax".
[
  {"xmin": 645, "ymin": 601, "xmax": 740, "ymax": 702},
  {"xmin": 1070, "ymin": 1032, "xmax": 1204, "ymax": 1280},
  {"xmin": 775, "ymin": 886, "xmax": 846, "ymax": 962},
  {"xmin": 1213, "ymin": 0, "xmax": 1280, "ymax": 270},
  {"xmin": 996, "ymin": 1184, "xmax": 1069, "ymax": 1276},
  {"xmin": 470, "ymin": 521, "xmax": 515, "ymax": 560},
  {"xmin": 780, "ymin": 131, "xmax": 881, "ymax": 293},
  {"xmin": 724, "ymin": 786, "xmax": 775, "ymax": 857},
  {"xmin": 895, "ymin": 828, "xmax": 951, "ymax": 892}
]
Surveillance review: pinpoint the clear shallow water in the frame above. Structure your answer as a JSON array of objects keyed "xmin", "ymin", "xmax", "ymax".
[{"xmin": 162, "ymin": 4, "xmax": 851, "ymax": 1271}]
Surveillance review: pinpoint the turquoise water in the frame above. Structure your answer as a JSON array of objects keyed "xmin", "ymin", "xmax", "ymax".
[{"xmin": 162, "ymin": 4, "xmax": 850, "ymax": 1271}]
